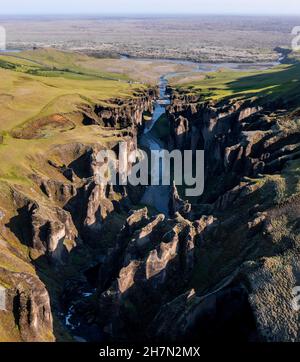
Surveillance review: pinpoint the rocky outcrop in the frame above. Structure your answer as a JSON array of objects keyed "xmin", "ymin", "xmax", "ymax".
[
  {"xmin": 84, "ymin": 89, "xmax": 156, "ymax": 129},
  {"xmin": 32, "ymin": 175, "xmax": 77, "ymax": 205},
  {"xmin": 11, "ymin": 191, "xmax": 78, "ymax": 263},
  {"xmin": 92, "ymin": 209, "xmax": 216, "ymax": 341},
  {"xmin": 83, "ymin": 182, "xmax": 115, "ymax": 239},
  {"xmin": 168, "ymin": 182, "xmax": 192, "ymax": 218},
  {"xmin": 121, "ymin": 213, "xmax": 166, "ymax": 267},
  {"xmin": 167, "ymin": 97, "xmax": 262, "ymax": 169},
  {"xmin": 123, "ymin": 207, "xmax": 149, "ymax": 235},
  {"xmin": 0, "ymin": 267, "xmax": 54, "ymax": 342}
]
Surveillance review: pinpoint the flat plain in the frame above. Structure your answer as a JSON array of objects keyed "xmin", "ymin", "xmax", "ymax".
[{"xmin": 1, "ymin": 15, "xmax": 300, "ymax": 62}]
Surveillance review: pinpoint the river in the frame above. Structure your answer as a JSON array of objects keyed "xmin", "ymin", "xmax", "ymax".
[{"xmin": 139, "ymin": 75, "xmax": 171, "ymax": 215}]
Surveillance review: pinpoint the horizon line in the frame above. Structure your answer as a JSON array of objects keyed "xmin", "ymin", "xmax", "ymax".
[{"xmin": 0, "ymin": 13, "xmax": 300, "ymax": 17}]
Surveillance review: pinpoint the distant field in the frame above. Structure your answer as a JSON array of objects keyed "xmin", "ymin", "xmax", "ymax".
[{"xmin": 1, "ymin": 15, "xmax": 300, "ymax": 62}]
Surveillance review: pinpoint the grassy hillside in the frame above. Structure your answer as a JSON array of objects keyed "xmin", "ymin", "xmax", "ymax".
[
  {"xmin": 0, "ymin": 65, "xmax": 143, "ymax": 132},
  {"xmin": 171, "ymin": 63, "xmax": 300, "ymax": 105},
  {"xmin": 0, "ymin": 48, "xmax": 130, "ymax": 81},
  {"xmin": 0, "ymin": 48, "xmax": 195, "ymax": 85},
  {"xmin": 0, "ymin": 49, "xmax": 149, "ymax": 185}
]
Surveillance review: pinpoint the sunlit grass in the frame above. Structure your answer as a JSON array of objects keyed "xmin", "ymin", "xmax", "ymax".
[{"xmin": 172, "ymin": 63, "xmax": 300, "ymax": 104}]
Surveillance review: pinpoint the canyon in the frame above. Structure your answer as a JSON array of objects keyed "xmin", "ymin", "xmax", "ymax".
[{"xmin": 0, "ymin": 48, "xmax": 300, "ymax": 343}]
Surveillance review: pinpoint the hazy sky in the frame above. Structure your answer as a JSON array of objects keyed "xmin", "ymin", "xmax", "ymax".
[{"xmin": 0, "ymin": 0, "xmax": 299, "ymax": 16}]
